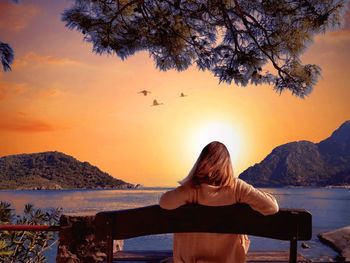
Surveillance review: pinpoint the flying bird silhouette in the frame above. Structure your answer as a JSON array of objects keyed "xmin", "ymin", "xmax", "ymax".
[
  {"xmin": 138, "ymin": 90, "xmax": 151, "ymax": 96},
  {"xmin": 151, "ymin": 99, "xmax": 164, "ymax": 106},
  {"xmin": 180, "ymin": 92, "xmax": 187, "ymax": 97}
]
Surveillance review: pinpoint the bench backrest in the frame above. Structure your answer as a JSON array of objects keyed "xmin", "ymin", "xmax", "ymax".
[
  {"xmin": 95, "ymin": 203, "xmax": 311, "ymax": 240},
  {"xmin": 94, "ymin": 203, "xmax": 312, "ymax": 263}
]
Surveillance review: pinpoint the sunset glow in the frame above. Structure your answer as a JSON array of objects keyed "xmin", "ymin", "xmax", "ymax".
[
  {"xmin": 190, "ymin": 121, "xmax": 244, "ymax": 168},
  {"xmin": 0, "ymin": 1, "xmax": 350, "ymax": 187}
]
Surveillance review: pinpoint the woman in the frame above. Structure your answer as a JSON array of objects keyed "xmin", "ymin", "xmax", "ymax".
[{"xmin": 159, "ymin": 141, "xmax": 279, "ymax": 263}]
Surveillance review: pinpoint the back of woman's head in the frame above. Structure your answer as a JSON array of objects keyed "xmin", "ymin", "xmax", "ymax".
[{"xmin": 181, "ymin": 141, "xmax": 235, "ymax": 187}]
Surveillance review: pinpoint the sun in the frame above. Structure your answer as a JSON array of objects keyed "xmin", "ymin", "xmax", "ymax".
[{"xmin": 188, "ymin": 121, "xmax": 243, "ymax": 168}]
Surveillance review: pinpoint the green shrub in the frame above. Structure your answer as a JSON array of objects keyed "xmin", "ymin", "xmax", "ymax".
[{"xmin": 0, "ymin": 202, "xmax": 61, "ymax": 263}]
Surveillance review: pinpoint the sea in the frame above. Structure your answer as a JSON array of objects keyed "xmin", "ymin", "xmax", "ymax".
[{"xmin": 1, "ymin": 187, "xmax": 349, "ymax": 262}]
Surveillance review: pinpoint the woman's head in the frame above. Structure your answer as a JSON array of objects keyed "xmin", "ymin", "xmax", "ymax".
[{"xmin": 180, "ymin": 141, "xmax": 235, "ymax": 187}]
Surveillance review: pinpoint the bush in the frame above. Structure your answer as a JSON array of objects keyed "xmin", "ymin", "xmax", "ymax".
[{"xmin": 0, "ymin": 202, "xmax": 61, "ymax": 263}]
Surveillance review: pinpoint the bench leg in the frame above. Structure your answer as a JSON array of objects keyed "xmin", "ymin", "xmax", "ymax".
[
  {"xmin": 289, "ymin": 238, "xmax": 297, "ymax": 263},
  {"xmin": 106, "ymin": 237, "xmax": 113, "ymax": 263}
]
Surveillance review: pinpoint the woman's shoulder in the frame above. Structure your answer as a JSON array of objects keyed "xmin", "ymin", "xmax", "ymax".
[
  {"xmin": 171, "ymin": 182, "xmax": 200, "ymax": 197},
  {"xmin": 159, "ymin": 183, "xmax": 194, "ymax": 209}
]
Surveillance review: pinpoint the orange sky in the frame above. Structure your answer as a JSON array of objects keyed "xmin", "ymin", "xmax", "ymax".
[{"xmin": 0, "ymin": 1, "xmax": 349, "ymax": 186}]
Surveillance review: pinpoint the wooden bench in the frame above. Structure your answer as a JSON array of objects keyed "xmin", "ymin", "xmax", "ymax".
[{"xmin": 94, "ymin": 203, "xmax": 312, "ymax": 263}]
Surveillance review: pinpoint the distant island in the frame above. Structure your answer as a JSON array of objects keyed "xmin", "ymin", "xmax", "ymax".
[
  {"xmin": 239, "ymin": 120, "xmax": 350, "ymax": 187},
  {"xmin": 0, "ymin": 151, "xmax": 139, "ymax": 190}
]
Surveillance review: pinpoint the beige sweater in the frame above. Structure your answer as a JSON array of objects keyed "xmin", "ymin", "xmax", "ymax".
[{"xmin": 159, "ymin": 179, "xmax": 279, "ymax": 263}]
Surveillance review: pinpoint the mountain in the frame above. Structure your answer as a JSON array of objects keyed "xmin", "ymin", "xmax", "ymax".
[
  {"xmin": 239, "ymin": 121, "xmax": 350, "ymax": 187},
  {"xmin": 0, "ymin": 151, "xmax": 135, "ymax": 190}
]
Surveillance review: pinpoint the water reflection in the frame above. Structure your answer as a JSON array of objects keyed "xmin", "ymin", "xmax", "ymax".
[{"xmin": 0, "ymin": 189, "xmax": 164, "ymax": 215}]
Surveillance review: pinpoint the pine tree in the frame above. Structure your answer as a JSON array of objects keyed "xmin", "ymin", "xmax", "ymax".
[
  {"xmin": 62, "ymin": 0, "xmax": 346, "ymax": 97},
  {"xmin": 0, "ymin": 41, "xmax": 14, "ymax": 72},
  {"xmin": 0, "ymin": 0, "xmax": 17, "ymax": 72}
]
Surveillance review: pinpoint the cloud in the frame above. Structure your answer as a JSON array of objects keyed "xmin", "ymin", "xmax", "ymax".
[
  {"xmin": 36, "ymin": 86, "xmax": 65, "ymax": 98},
  {"xmin": 313, "ymin": 29, "xmax": 350, "ymax": 46},
  {"xmin": 0, "ymin": 81, "xmax": 28, "ymax": 100},
  {"xmin": 0, "ymin": 2, "xmax": 39, "ymax": 32},
  {"xmin": 14, "ymin": 52, "xmax": 79, "ymax": 67},
  {"xmin": 0, "ymin": 78, "xmax": 66, "ymax": 103},
  {"xmin": 0, "ymin": 112, "xmax": 62, "ymax": 133}
]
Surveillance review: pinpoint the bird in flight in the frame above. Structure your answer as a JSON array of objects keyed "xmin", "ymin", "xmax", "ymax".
[
  {"xmin": 180, "ymin": 92, "xmax": 187, "ymax": 97},
  {"xmin": 152, "ymin": 99, "xmax": 164, "ymax": 106},
  {"xmin": 138, "ymin": 90, "xmax": 151, "ymax": 96}
]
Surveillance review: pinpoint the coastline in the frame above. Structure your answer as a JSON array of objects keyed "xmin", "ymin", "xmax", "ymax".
[
  {"xmin": 0, "ymin": 184, "xmax": 143, "ymax": 191},
  {"xmin": 1, "ymin": 183, "xmax": 349, "ymax": 191},
  {"xmin": 318, "ymin": 226, "xmax": 350, "ymax": 261}
]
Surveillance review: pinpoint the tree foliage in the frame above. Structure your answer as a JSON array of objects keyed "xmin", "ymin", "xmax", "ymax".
[
  {"xmin": 62, "ymin": 0, "xmax": 346, "ymax": 97},
  {"xmin": 0, "ymin": 41, "xmax": 14, "ymax": 72},
  {"xmin": 0, "ymin": 202, "xmax": 61, "ymax": 263},
  {"xmin": 0, "ymin": 151, "xmax": 133, "ymax": 190},
  {"xmin": 0, "ymin": 0, "xmax": 17, "ymax": 72}
]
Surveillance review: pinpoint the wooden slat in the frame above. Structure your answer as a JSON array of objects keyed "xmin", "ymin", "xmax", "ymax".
[{"xmin": 95, "ymin": 204, "xmax": 312, "ymax": 241}]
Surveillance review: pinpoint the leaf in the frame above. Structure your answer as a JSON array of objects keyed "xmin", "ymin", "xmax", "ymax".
[
  {"xmin": 0, "ymin": 250, "xmax": 14, "ymax": 256},
  {"xmin": 24, "ymin": 204, "xmax": 34, "ymax": 215},
  {"xmin": 0, "ymin": 240, "xmax": 8, "ymax": 249},
  {"xmin": 0, "ymin": 42, "xmax": 14, "ymax": 72},
  {"xmin": 0, "ymin": 202, "xmax": 60, "ymax": 262},
  {"xmin": 0, "ymin": 201, "xmax": 14, "ymax": 223}
]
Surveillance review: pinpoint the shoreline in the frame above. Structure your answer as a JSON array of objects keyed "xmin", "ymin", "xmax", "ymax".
[
  {"xmin": 1, "ymin": 185, "xmax": 350, "ymax": 191},
  {"xmin": 0, "ymin": 184, "xmax": 143, "ymax": 191},
  {"xmin": 318, "ymin": 226, "xmax": 350, "ymax": 261}
]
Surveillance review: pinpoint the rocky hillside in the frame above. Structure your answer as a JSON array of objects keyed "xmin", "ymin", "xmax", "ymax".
[
  {"xmin": 239, "ymin": 121, "xmax": 350, "ymax": 187},
  {"xmin": 0, "ymin": 151, "xmax": 135, "ymax": 190}
]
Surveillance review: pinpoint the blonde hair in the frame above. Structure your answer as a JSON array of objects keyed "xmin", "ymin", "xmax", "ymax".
[{"xmin": 180, "ymin": 141, "xmax": 235, "ymax": 187}]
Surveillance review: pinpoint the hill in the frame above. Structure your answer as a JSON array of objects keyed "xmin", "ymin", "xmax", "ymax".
[
  {"xmin": 0, "ymin": 151, "xmax": 135, "ymax": 190},
  {"xmin": 239, "ymin": 121, "xmax": 350, "ymax": 187}
]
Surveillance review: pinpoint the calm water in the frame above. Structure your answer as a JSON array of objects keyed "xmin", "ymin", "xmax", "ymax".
[{"xmin": 1, "ymin": 188, "xmax": 349, "ymax": 262}]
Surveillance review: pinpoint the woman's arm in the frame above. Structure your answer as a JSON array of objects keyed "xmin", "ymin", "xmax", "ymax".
[
  {"xmin": 236, "ymin": 179, "xmax": 279, "ymax": 216},
  {"xmin": 159, "ymin": 184, "xmax": 191, "ymax": 210}
]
